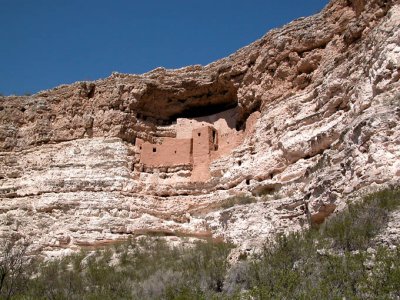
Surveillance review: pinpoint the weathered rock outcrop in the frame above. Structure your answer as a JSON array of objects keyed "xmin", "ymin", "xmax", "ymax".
[{"xmin": 1, "ymin": 0, "xmax": 400, "ymax": 256}]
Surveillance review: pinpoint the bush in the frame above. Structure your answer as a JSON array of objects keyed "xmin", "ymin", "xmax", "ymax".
[
  {"xmin": 17, "ymin": 238, "xmax": 233, "ymax": 299},
  {"xmin": 220, "ymin": 195, "xmax": 257, "ymax": 209},
  {"xmin": 2, "ymin": 187, "xmax": 400, "ymax": 299},
  {"xmin": 323, "ymin": 188, "xmax": 400, "ymax": 251},
  {"xmin": 228, "ymin": 187, "xmax": 400, "ymax": 299},
  {"xmin": 0, "ymin": 237, "xmax": 32, "ymax": 299}
]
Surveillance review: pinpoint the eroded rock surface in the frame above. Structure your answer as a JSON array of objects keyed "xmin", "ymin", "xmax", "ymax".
[{"xmin": 1, "ymin": 0, "xmax": 400, "ymax": 256}]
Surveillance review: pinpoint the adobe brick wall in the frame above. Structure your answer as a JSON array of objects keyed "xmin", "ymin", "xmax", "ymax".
[
  {"xmin": 139, "ymin": 137, "xmax": 192, "ymax": 167},
  {"xmin": 176, "ymin": 107, "xmax": 238, "ymax": 139},
  {"xmin": 176, "ymin": 119, "xmax": 202, "ymax": 139},
  {"xmin": 210, "ymin": 131, "xmax": 243, "ymax": 161},
  {"xmin": 191, "ymin": 126, "xmax": 216, "ymax": 182}
]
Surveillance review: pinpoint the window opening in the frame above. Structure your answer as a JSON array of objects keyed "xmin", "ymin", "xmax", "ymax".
[{"xmin": 212, "ymin": 130, "xmax": 217, "ymax": 144}]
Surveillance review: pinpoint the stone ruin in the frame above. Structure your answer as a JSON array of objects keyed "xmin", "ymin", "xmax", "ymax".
[{"xmin": 135, "ymin": 107, "xmax": 260, "ymax": 182}]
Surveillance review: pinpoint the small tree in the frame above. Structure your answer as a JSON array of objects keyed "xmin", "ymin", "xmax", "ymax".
[{"xmin": 0, "ymin": 237, "xmax": 31, "ymax": 299}]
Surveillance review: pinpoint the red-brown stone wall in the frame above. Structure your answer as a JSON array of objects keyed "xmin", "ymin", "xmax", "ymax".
[
  {"xmin": 191, "ymin": 126, "xmax": 214, "ymax": 182},
  {"xmin": 139, "ymin": 137, "xmax": 192, "ymax": 167},
  {"xmin": 210, "ymin": 131, "xmax": 243, "ymax": 161}
]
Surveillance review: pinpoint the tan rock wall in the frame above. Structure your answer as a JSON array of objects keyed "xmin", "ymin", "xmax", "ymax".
[
  {"xmin": 1, "ymin": 0, "xmax": 400, "ymax": 257},
  {"xmin": 244, "ymin": 111, "xmax": 260, "ymax": 137}
]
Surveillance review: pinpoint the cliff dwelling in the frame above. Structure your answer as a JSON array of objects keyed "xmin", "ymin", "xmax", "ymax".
[{"xmin": 135, "ymin": 107, "xmax": 259, "ymax": 182}]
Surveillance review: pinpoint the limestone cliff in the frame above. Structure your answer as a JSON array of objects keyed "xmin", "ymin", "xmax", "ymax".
[{"xmin": 1, "ymin": 0, "xmax": 400, "ymax": 256}]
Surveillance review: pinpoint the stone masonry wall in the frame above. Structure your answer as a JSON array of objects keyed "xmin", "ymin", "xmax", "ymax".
[
  {"xmin": 191, "ymin": 126, "xmax": 217, "ymax": 182},
  {"xmin": 176, "ymin": 107, "xmax": 238, "ymax": 139},
  {"xmin": 139, "ymin": 137, "xmax": 192, "ymax": 167}
]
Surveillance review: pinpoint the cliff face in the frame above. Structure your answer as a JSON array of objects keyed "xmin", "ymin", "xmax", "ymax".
[{"xmin": 1, "ymin": 0, "xmax": 400, "ymax": 256}]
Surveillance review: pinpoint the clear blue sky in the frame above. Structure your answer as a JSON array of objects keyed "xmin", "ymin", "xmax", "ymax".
[{"xmin": 0, "ymin": 0, "xmax": 328, "ymax": 95}]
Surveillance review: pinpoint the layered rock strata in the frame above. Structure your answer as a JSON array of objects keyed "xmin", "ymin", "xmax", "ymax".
[{"xmin": 1, "ymin": 0, "xmax": 400, "ymax": 256}]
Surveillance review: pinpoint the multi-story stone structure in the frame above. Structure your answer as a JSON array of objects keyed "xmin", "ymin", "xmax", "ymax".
[{"xmin": 135, "ymin": 108, "xmax": 259, "ymax": 182}]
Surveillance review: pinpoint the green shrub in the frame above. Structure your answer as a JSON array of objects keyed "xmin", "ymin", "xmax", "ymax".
[
  {"xmin": 322, "ymin": 187, "xmax": 400, "ymax": 251},
  {"xmin": 2, "ymin": 187, "xmax": 400, "ymax": 299},
  {"xmin": 0, "ymin": 238, "xmax": 32, "ymax": 299},
  {"xmin": 231, "ymin": 187, "xmax": 400, "ymax": 299},
  {"xmin": 16, "ymin": 238, "xmax": 233, "ymax": 299},
  {"xmin": 220, "ymin": 195, "xmax": 257, "ymax": 209}
]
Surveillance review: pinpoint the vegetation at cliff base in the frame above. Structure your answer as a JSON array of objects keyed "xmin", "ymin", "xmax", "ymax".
[{"xmin": 1, "ymin": 187, "xmax": 400, "ymax": 299}]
